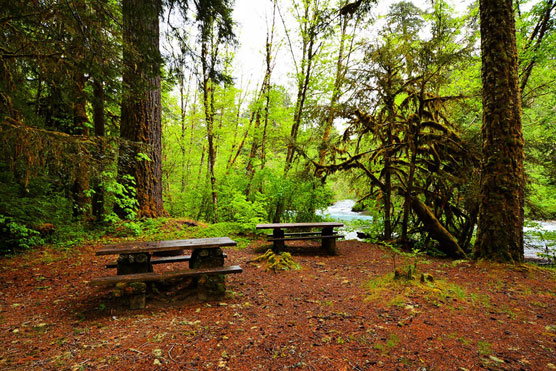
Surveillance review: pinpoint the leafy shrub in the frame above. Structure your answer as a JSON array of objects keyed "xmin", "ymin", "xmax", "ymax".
[
  {"xmin": 0, "ymin": 215, "xmax": 44, "ymax": 255},
  {"xmin": 260, "ymin": 170, "xmax": 333, "ymax": 222},
  {"xmin": 218, "ymin": 187, "xmax": 268, "ymax": 226},
  {"xmin": 101, "ymin": 173, "xmax": 138, "ymax": 220}
]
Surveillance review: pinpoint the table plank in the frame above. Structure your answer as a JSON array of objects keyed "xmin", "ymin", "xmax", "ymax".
[
  {"xmin": 90, "ymin": 265, "xmax": 243, "ymax": 286},
  {"xmin": 96, "ymin": 237, "xmax": 236, "ymax": 256},
  {"xmin": 256, "ymin": 222, "xmax": 343, "ymax": 229},
  {"xmin": 268, "ymin": 234, "xmax": 343, "ymax": 241}
]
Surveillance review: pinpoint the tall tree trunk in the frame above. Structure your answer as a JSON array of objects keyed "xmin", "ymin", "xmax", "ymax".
[
  {"xmin": 381, "ymin": 65, "xmax": 397, "ymax": 241},
  {"xmin": 260, "ymin": 1, "xmax": 276, "ymax": 174},
  {"xmin": 274, "ymin": 1, "xmax": 318, "ymax": 222},
  {"xmin": 92, "ymin": 79, "xmax": 106, "ymax": 221},
  {"xmin": 186, "ymin": 89, "xmax": 198, "ymax": 176},
  {"xmin": 118, "ymin": 0, "xmax": 165, "ymax": 218},
  {"xmin": 227, "ymin": 112, "xmax": 252, "ymax": 170},
  {"xmin": 317, "ymin": 14, "xmax": 348, "ymax": 174},
  {"xmin": 226, "ymin": 89, "xmax": 246, "ymax": 170},
  {"xmin": 200, "ymin": 53, "xmax": 217, "ymax": 223},
  {"xmin": 474, "ymin": 0, "xmax": 524, "ymax": 262},
  {"xmin": 245, "ymin": 110, "xmax": 261, "ymax": 189},
  {"xmin": 519, "ymin": 0, "xmax": 554, "ymax": 95},
  {"xmin": 401, "ymin": 89, "xmax": 423, "ymax": 242},
  {"xmin": 72, "ymin": 72, "xmax": 91, "ymax": 218},
  {"xmin": 178, "ymin": 74, "xmax": 192, "ymax": 193},
  {"xmin": 383, "ymin": 123, "xmax": 393, "ymax": 240},
  {"xmin": 246, "ymin": 10, "xmax": 275, "ymax": 195}
]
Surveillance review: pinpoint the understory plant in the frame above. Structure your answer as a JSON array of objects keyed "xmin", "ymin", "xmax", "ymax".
[
  {"xmin": 250, "ymin": 249, "xmax": 301, "ymax": 272},
  {"xmin": 0, "ymin": 215, "xmax": 44, "ymax": 255}
]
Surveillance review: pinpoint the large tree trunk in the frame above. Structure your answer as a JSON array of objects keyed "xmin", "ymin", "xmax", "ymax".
[
  {"xmin": 118, "ymin": 0, "xmax": 165, "ymax": 218},
  {"xmin": 474, "ymin": 0, "xmax": 524, "ymax": 262}
]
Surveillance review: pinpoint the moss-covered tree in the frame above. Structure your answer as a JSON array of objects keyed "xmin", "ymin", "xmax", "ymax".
[
  {"xmin": 117, "ymin": 0, "xmax": 165, "ymax": 218},
  {"xmin": 474, "ymin": 0, "xmax": 525, "ymax": 262}
]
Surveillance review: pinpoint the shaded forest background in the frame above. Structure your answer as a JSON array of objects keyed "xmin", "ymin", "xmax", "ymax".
[{"xmin": 1, "ymin": 0, "xmax": 555, "ymax": 260}]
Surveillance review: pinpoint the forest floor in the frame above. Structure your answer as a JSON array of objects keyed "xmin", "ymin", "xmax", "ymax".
[{"xmin": 1, "ymin": 224, "xmax": 555, "ymax": 370}]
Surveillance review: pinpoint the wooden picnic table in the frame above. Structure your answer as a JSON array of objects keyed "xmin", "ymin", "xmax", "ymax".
[
  {"xmin": 96, "ymin": 237, "xmax": 237, "ymax": 274},
  {"xmin": 256, "ymin": 222, "xmax": 344, "ymax": 255},
  {"xmin": 91, "ymin": 237, "xmax": 242, "ymax": 308}
]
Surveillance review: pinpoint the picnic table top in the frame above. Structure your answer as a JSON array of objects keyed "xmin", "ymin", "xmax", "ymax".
[
  {"xmin": 256, "ymin": 222, "xmax": 344, "ymax": 229},
  {"xmin": 95, "ymin": 237, "xmax": 236, "ymax": 256}
]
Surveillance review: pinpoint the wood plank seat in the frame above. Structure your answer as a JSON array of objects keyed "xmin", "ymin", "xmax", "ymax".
[
  {"xmin": 266, "ymin": 231, "xmax": 326, "ymax": 237},
  {"xmin": 105, "ymin": 253, "xmax": 228, "ymax": 268},
  {"xmin": 267, "ymin": 234, "xmax": 343, "ymax": 242},
  {"xmin": 91, "ymin": 265, "xmax": 243, "ymax": 286},
  {"xmin": 257, "ymin": 222, "xmax": 343, "ymax": 229}
]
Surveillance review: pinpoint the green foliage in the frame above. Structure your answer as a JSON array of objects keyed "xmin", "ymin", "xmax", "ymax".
[
  {"xmin": 477, "ymin": 340, "xmax": 492, "ymax": 356},
  {"xmin": 1, "ymin": 0, "xmax": 556, "ymax": 255},
  {"xmin": 103, "ymin": 174, "xmax": 139, "ymax": 221},
  {"xmin": 264, "ymin": 173, "xmax": 333, "ymax": 222},
  {"xmin": 0, "ymin": 215, "xmax": 44, "ymax": 255},
  {"xmin": 385, "ymin": 242, "xmax": 424, "ymax": 280},
  {"xmin": 218, "ymin": 185, "xmax": 268, "ymax": 225}
]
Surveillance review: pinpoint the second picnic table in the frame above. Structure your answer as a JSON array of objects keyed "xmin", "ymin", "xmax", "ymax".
[{"xmin": 256, "ymin": 222, "xmax": 344, "ymax": 255}]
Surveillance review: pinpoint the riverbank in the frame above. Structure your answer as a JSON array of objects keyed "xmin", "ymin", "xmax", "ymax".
[{"xmin": 319, "ymin": 200, "xmax": 556, "ymax": 261}]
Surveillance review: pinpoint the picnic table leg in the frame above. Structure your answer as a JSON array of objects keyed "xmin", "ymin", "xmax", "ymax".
[
  {"xmin": 190, "ymin": 248, "xmax": 226, "ymax": 299},
  {"xmin": 321, "ymin": 227, "xmax": 336, "ymax": 255},
  {"xmin": 272, "ymin": 228, "xmax": 285, "ymax": 253},
  {"xmin": 115, "ymin": 253, "xmax": 152, "ymax": 309},
  {"xmin": 116, "ymin": 253, "xmax": 153, "ymax": 275}
]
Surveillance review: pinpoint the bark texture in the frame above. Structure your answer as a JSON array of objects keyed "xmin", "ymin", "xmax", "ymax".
[
  {"xmin": 474, "ymin": 0, "xmax": 524, "ymax": 262},
  {"xmin": 118, "ymin": 0, "xmax": 165, "ymax": 218}
]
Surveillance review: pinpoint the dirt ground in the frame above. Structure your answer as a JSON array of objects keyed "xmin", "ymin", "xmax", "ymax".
[{"xmin": 1, "ymin": 236, "xmax": 555, "ymax": 370}]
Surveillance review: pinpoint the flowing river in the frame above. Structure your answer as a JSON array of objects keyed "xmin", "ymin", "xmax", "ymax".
[{"xmin": 317, "ymin": 199, "xmax": 556, "ymax": 260}]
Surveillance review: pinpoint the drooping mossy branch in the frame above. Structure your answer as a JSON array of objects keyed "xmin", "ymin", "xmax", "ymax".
[{"xmin": 0, "ymin": 118, "xmax": 122, "ymax": 187}]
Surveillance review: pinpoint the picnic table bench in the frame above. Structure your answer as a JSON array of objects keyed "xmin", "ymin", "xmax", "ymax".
[
  {"xmin": 91, "ymin": 237, "xmax": 242, "ymax": 308},
  {"xmin": 256, "ymin": 222, "xmax": 344, "ymax": 255}
]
